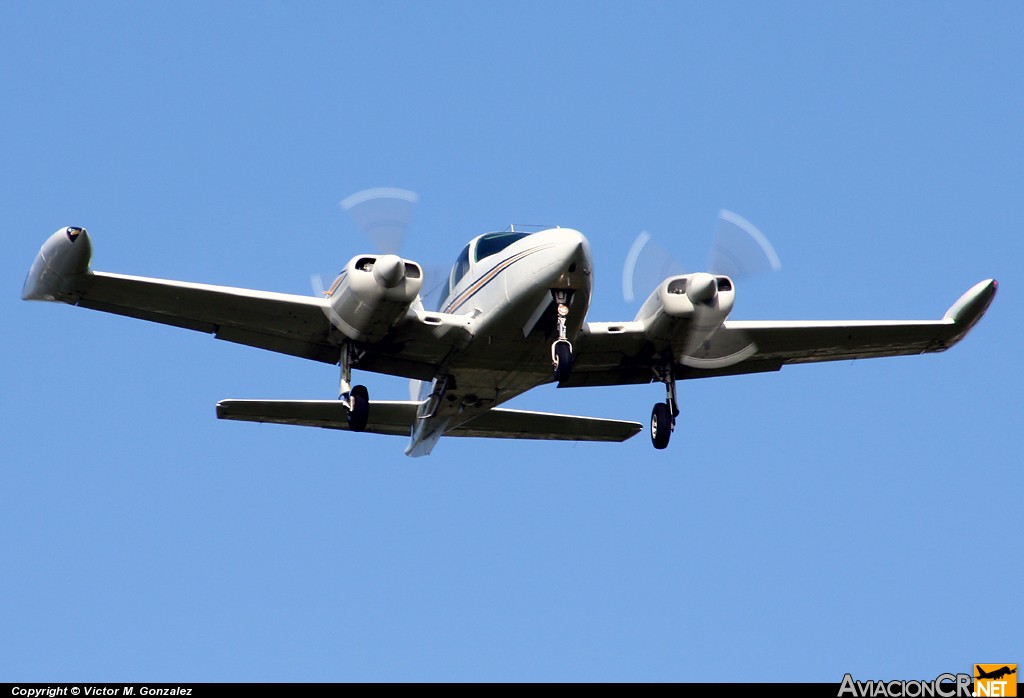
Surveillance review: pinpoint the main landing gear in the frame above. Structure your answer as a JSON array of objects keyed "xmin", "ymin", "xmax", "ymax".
[
  {"xmin": 551, "ymin": 289, "xmax": 574, "ymax": 383},
  {"xmin": 339, "ymin": 342, "xmax": 369, "ymax": 432},
  {"xmin": 650, "ymin": 359, "xmax": 679, "ymax": 450}
]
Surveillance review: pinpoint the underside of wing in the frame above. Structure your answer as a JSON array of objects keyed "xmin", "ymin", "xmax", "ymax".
[
  {"xmin": 564, "ymin": 279, "xmax": 998, "ymax": 387},
  {"xmin": 217, "ymin": 399, "xmax": 641, "ymax": 442},
  {"xmin": 82, "ymin": 272, "xmax": 342, "ymax": 362},
  {"xmin": 23, "ymin": 227, "xmax": 466, "ymax": 380}
]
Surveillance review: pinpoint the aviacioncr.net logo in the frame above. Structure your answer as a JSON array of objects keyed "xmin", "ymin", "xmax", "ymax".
[
  {"xmin": 974, "ymin": 665, "xmax": 1017, "ymax": 697},
  {"xmin": 838, "ymin": 673, "xmax": 973, "ymax": 697}
]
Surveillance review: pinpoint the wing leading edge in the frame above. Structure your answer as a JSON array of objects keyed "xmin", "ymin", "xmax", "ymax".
[{"xmin": 565, "ymin": 279, "xmax": 998, "ymax": 387}]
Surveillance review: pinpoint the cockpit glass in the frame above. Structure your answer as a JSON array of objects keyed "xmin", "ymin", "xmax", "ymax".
[
  {"xmin": 473, "ymin": 231, "xmax": 530, "ymax": 263},
  {"xmin": 439, "ymin": 232, "xmax": 532, "ymax": 310}
]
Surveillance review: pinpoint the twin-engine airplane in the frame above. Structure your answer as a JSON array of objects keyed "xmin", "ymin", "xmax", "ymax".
[{"xmin": 23, "ymin": 224, "xmax": 996, "ymax": 456}]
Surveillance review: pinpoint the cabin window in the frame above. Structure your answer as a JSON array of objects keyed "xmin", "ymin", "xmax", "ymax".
[{"xmin": 448, "ymin": 244, "xmax": 472, "ymax": 294}]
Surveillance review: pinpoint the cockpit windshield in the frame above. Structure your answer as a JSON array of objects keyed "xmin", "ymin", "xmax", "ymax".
[
  {"xmin": 473, "ymin": 231, "xmax": 530, "ymax": 263},
  {"xmin": 440, "ymin": 231, "xmax": 532, "ymax": 310}
]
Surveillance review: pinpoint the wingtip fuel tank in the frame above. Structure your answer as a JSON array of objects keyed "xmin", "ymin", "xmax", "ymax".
[{"xmin": 22, "ymin": 226, "xmax": 93, "ymax": 302}]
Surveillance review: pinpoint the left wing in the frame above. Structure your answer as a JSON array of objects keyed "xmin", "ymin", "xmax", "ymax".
[{"xmin": 564, "ymin": 279, "xmax": 997, "ymax": 387}]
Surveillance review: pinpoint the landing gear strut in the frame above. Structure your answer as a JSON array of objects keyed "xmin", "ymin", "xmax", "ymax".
[
  {"xmin": 650, "ymin": 358, "xmax": 678, "ymax": 449},
  {"xmin": 551, "ymin": 289, "xmax": 574, "ymax": 383},
  {"xmin": 339, "ymin": 342, "xmax": 369, "ymax": 432}
]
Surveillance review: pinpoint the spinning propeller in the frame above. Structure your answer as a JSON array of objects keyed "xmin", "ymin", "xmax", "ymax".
[
  {"xmin": 339, "ymin": 186, "xmax": 419, "ymax": 255},
  {"xmin": 310, "ymin": 185, "xmax": 433, "ymax": 315},
  {"xmin": 312, "ymin": 187, "xmax": 444, "ymax": 402},
  {"xmin": 621, "ymin": 210, "xmax": 781, "ymax": 368}
]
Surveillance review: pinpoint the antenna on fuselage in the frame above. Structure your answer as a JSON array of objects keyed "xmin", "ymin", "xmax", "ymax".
[{"xmin": 504, "ymin": 223, "xmax": 559, "ymax": 233}]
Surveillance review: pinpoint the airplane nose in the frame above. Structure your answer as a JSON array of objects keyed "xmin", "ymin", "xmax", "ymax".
[
  {"xmin": 543, "ymin": 228, "xmax": 589, "ymax": 265},
  {"xmin": 527, "ymin": 228, "xmax": 592, "ymax": 284},
  {"xmin": 558, "ymin": 229, "xmax": 590, "ymax": 271},
  {"xmin": 555, "ymin": 228, "xmax": 585, "ymax": 248}
]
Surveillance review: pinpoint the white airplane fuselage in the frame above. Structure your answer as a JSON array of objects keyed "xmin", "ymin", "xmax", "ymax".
[{"xmin": 405, "ymin": 228, "xmax": 593, "ymax": 455}]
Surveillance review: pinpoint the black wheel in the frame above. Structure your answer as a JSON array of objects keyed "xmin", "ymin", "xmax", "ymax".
[
  {"xmin": 553, "ymin": 341, "xmax": 573, "ymax": 383},
  {"xmin": 348, "ymin": 384, "xmax": 369, "ymax": 432},
  {"xmin": 651, "ymin": 402, "xmax": 672, "ymax": 450}
]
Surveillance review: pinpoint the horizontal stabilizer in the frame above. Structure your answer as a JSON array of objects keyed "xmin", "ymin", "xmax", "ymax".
[
  {"xmin": 216, "ymin": 399, "xmax": 416, "ymax": 436},
  {"xmin": 453, "ymin": 408, "xmax": 641, "ymax": 442},
  {"xmin": 216, "ymin": 400, "xmax": 641, "ymax": 442}
]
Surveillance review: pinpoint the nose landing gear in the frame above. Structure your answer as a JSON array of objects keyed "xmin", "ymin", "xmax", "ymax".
[
  {"xmin": 551, "ymin": 289, "xmax": 574, "ymax": 383},
  {"xmin": 553, "ymin": 340, "xmax": 573, "ymax": 383}
]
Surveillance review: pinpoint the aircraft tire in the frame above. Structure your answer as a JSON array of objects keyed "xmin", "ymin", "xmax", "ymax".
[
  {"xmin": 348, "ymin": 384, "xmax": 369, "ymax": 432},
  {"xmin": 553, "ymin": 341, "xmax": 573, "ymax": 383},
  {"xmin": 651, "ymin": 402, "xmax": 671, "ymax": 449}
]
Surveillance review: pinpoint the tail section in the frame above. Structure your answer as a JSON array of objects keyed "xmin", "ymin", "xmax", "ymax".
[{"xmin": 216, "ymin": 399, "xmax": 642, "ymax": 457}]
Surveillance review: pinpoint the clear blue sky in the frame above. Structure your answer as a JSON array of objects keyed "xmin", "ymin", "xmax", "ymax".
[{"xmin": 4, "ymin": 1, "xmax": 1020, "ymax": 682}]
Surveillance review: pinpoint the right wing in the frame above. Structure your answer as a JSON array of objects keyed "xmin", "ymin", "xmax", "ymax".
[
  {"xmin": 217, "ymin": 399, "xmax": 642, "ymax": 442},
  {"xmin": 76, "ymin": 272, "xmax": 342, "ymax": 363},
  {"xmin": 564, "ymin": 279, "xmax": 998, "ymax": 387},
  {"xmin": 75, "ymin": 272, "xmax": 472, "ymax": 379},
  {"xmin": 23, "ymin": 227, "xmax": 470, "ymax": 380}
]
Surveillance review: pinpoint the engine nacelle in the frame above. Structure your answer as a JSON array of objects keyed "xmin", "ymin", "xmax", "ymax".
[
  {"xmin": 634, "ymin": 273, "xmax": 736, "ymax": 345},
  {"xmin": 325, "ymin": 253, "xmax": 424, "ymax": 342},
  {"xmin": 22, "ymin": 227, "xmax": 93, "ymax": 302}
]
